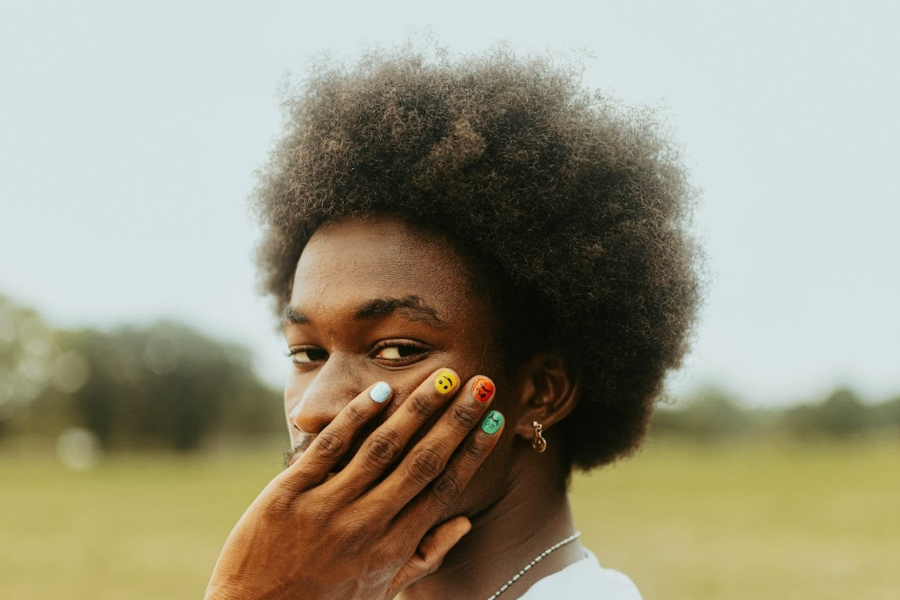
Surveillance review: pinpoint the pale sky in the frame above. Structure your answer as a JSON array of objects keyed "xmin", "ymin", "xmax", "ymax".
[{"xmin": 1, "ymin": 0, "xmax": 898, "ymax": 406}]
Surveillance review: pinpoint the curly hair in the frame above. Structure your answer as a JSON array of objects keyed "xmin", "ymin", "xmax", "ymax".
[{"xmin": 253, "ymin": 47, "xmax": 701, "ymax": 471}]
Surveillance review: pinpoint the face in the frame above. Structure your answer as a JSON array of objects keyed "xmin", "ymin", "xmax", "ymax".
[{"xmin": 281, "ymin": 215, "xmax": 519, "ymax": 514}]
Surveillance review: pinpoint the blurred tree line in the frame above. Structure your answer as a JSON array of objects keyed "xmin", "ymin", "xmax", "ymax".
[
  {"xmin": 1, "ymin": 294, "xmax": 898, "ymax": 452},
  {"xmin": 652, "ymin": 385, "xmax": 900, "ymax": 441},
  {"xmin": 0, "ymin": 295, "xmax": 283, "ymax": 451}
]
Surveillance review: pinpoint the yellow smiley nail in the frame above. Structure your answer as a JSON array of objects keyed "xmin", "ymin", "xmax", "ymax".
[{"xmin": 434, "ymin": 370, "xmax": 459, "ymax": 394}]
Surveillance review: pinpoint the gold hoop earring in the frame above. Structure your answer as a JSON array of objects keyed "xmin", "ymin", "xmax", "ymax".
[{"xmin": 532, "ymin": 421, "xmax": 547, "ymax": 453}]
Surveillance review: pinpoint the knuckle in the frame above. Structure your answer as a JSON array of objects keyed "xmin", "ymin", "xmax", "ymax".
[
  {"xmin": 432, "ymin": 473, "xmax": 463, "ymax": 505},
  {"xmin": 408, "ymin": 393, "xmax": 436, "ymax": 419},
  {"xmin": 449, "ymin": 404, "xmax": 478, "ymax": 430},
  {"xmin": 335, "ymin": 517, "xmax": 368, "ymax": 550},
  {"xmin": 267, "ymin": 487, "xmax": 297, "ymax": 514},
  {"xmin": 364, "ymin": 432, "xmax": 403, "ymax": 469},
  {"xmin": 408, "ymin": 446, "xmax": 444, "ymax": 484},
  {"xmin": 462, "ymin": 436, "xmax": 485, "ymax": 459},
  {"xmin": 343, "ymin": 402, "xmax": 368, "ymax": 426},
  {"xmin": 315, "ymin": 431, "xmax": 344, "ymax": 459}
]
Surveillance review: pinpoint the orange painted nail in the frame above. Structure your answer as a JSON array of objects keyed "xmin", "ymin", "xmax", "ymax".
[{"xmin": 472, "ymin": 377, "xmax": 495, "ymax": 403}]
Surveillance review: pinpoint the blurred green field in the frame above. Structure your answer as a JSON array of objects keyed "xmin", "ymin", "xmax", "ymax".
[{"xmin": 1, "ymin": 436, "xmax": 898, "ymax": 600}]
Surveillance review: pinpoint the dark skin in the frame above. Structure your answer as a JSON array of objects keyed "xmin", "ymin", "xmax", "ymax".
[{"xmin": 205, "ymin": 216, "xmax": 583, "ymax": 600}]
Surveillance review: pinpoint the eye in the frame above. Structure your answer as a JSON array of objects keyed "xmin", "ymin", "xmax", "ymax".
[
  {"xmin": 287, "ymin": 347, "xmax": 329, "ymax": 365},
  {"xmin": 372, "ymin": 341, "xmax": 428, "ymax": 365}
]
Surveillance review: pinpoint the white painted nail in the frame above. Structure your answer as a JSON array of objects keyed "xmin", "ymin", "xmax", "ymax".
[{"xmin": 369, "ymin": 381, "xmax": 392, "ymax": 403}]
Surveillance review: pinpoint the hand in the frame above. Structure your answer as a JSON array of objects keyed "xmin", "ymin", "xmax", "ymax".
[{"xmin": 204, "ymin": 368, "xmax": 504, "ymax": 600}]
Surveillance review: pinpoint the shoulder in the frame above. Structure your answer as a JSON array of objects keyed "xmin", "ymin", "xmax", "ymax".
[{"xmin": 518, "ymin": 549, "xmax": 643, "ymax": 600}]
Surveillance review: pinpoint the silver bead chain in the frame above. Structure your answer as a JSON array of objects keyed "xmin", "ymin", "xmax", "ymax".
[{"xmin": 485, "ymin": 531, "xmax": 581, "ymax": 600}]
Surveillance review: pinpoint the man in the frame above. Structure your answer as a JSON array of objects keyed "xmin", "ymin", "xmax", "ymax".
[{"xmin": 206, "ymin": 46, "xmax": 699, "ymax": 600}]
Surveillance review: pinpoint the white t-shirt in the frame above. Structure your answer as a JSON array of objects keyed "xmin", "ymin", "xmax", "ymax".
[{"xmin": 518, "ymin": 550, "xmax": 643, "ymax": 600}]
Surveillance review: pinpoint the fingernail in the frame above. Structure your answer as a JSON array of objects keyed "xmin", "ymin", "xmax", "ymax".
[
  {"xmin": 434, "ymin": 369, "xmax": 459, "ymax": 394},
  {"xmin": 481, "ymin": 410, "xmax": 504, "ymax": 435},
  {"xmin": 472, "ymin": 377, "xmax": 495, "ymax": 403},
  {"xmin": 369, "ymin": 381, "xmax": 392, "ymax": 403}
]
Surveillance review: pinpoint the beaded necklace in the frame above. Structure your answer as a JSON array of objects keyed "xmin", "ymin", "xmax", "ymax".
[{"xmin": 485, "ymin": 531, "xmax": 581, "ymax": 600}]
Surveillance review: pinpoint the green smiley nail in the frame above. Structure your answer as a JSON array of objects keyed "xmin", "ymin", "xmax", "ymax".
[{"xmin": 481, "ymin": 410, "xmax": 503, "ymax": 435}]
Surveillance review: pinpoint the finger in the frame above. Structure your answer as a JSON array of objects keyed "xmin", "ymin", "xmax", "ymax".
[
  {"xmin": 284, "ymin": 381, "xmax": 394, "ymax": 485},
  {"xmin": 402, "ymin": 409, "xmax": 505, "ymax": 528},
  {"xmin": 373, "ymin": 375, "xmax": 496, "ymax": 511},
  {"xmin": 332, "ymin": 367, "xmax": 463, "ymax": 499},
  {"xmin": 384, "ymin": 516, "xmax": 471, "ymax": 599}
]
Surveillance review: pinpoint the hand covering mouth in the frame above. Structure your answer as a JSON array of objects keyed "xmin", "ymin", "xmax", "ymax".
[
  {"xmin": 282, "ymin": 407, "xmax": 440, "ymax": 472},
  {"xmin": 283, "ymin": 432, "xmax": 368, "ymax": 472}
]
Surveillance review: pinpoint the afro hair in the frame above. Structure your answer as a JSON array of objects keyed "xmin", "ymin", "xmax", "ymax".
[{"xmin": 253, "ymin": 46, "xmax": 702, "ymax": 471}]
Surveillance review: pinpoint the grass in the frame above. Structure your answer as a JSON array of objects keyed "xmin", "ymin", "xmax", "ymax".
[
  {"xmin": 571, "ymin": 436, "xmax": 900, "ymax": 600},
  {"xmin": 1, "ymin": 436, "xmax": 898, "ymax": 599}
]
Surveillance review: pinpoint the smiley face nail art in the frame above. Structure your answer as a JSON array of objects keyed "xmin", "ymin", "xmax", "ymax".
[
  {"xmin": 434, "ymin": 370, "xmax": 459, "ymax": 394},
  {"xmin": 472, "ymin": 377, "xmax": 495, "ymax": 403},
  {"xmin": 481, "ymin": 410, "xmax": 503, "ymax": 435}
]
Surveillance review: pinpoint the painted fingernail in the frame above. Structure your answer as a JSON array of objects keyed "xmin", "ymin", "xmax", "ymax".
[
  {"xmin": 434, "ymin": 370, "xmax": 459, "ymax": 394},
  {"xmin": 369, "ymin": 381, "xmax": 392, "ymax": 403},
  {"xmin": 472, "ymin": 377, "xmax": 495, "ymax": 403},
  {"xmin": 481, "ymin": 410, "xmax": 504, "ymax": 435}
]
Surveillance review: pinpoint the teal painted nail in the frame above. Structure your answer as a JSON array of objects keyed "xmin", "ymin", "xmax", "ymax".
[
  {"xmin": 369, "ymin": 382, "xmax": 391, "ymax": 403},
  {"xmin": 481, "ymin": 410, "xmax": 503, "ymax": 435}
]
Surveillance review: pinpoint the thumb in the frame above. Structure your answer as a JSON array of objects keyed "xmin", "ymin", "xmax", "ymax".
[{"xmin": 385, "ymin": 516, "xmax": 471, "ymax": 599}]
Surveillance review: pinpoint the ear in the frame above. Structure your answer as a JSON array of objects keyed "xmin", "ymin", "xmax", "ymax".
[{"xmin": 511, "ymin": 353, "xmax": 579, "ymax": 441}]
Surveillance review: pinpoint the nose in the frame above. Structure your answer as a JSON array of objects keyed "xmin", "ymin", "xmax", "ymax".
[{"xmin": 285, "ymin": 354, "xmax": 365, "ymax": 435}]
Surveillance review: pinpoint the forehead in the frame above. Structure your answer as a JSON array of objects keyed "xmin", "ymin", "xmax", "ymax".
[{"xmin": 289, "ymin": 216, "xmax": 478, "ymax": 321}]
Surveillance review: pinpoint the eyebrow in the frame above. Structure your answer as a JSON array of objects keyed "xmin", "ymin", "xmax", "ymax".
[{"xmin": 283, "ymin": 295, "xmax": 446, "ymax": 329}]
